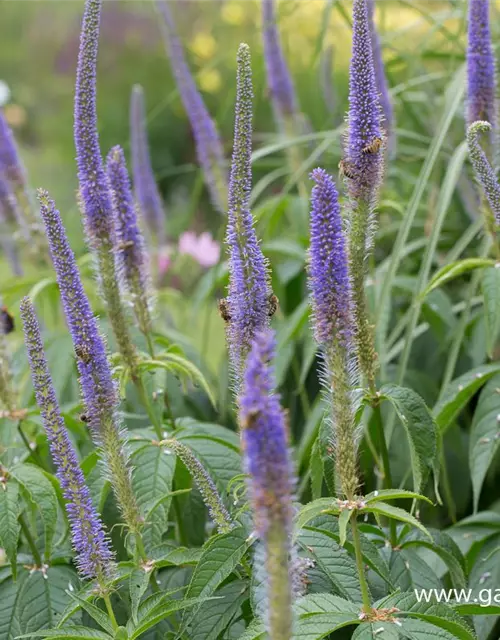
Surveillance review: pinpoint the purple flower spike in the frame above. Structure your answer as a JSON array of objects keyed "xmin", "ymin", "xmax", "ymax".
[
  {"xmin": 262, "ymin": 0, "xmax": 299, "ymax": 124},
  {"xmin": 239, "ymin": 329, "xmax": 294, "ymax": 639},
  {"xmin": 346, "ymin": 0, "xmax": 384, "ymax": 202},
  {"xmin": 74, "ymin": 0, "xmax": 115, "ymax": 246},
  {"xmin": 308, "ymin": 168, "xmax": 352, "ymax": 350},
  {"xmin": 367, "ymin": 0, "xmax": 393, "ymax": 135},
  {"xmin": 106, "ymin": 145, "xmax": 153, "ymax": 337},
  {"xmin": 130, "ymin": 85, "xmax": 166, "ymax": 246},
  {"xmin": 225, "ymin": 44, "xmax": 271, "ymax": 379},
  {"xmin": 37, "ymin": 189, "xmax": 142, "ymax": 534},
  {"xmin": 0, "ymin": 109, "xmax": 27, "ymax": 189},
  {"xmin": 467, "ymin": 0, "xmax": 497, "ymax": 140},
  {"xmin": 21, "ymin": 297, "xmax": 114, "ymax": 582},
  {"xmin": 156, "ymin": 1, "xmax": 227, "ymax": 213},
  {"xmin": 467, "ymin": 121, "xmax": 500, "ymax": 225}
]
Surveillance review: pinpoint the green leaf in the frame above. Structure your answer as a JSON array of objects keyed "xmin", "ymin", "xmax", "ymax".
[
  {"xmin": 129, "ymin": 568, "xmax": 152, "ymax": 625},
  {"xmin": 235, "ymin": 619, "xmax": 266, "ymax": 640},
  {"xmin": 131, "ymin": 442, "xmax": 175, "ymax": 550},
  {"xmin": 0, "ymin": 570, "xmax": 27, "ymax": 640},
  {"xmin": 129, "ymin": 596, "xmax": 214, "ymax": 639},
  {"xmin": 379, "ymin": 384, "xmax": 438, "ymax": 495},
  {"xmin": 454, "ymin": 603, "xmax": 500, "ymax": 615},
  {"xmin": 352, "ymin": 623, "xmax": 399, "ymax": 639},
  {"xmin": 420, "ymin": 258, "xmax": 495, "ymax": 299},
  {"xmin": 0, "ymin": 478, "xmax": 20, "ymax": 575},
  {"xmin": 10, "ymin": 463, "xmax": 58, "ymax": 559},
  {"xmin": 482, "ymin": 266, "xmax": 500, "ymax": 357},
  {"xmin": 293, "ymin": 593, "xmax": 360, "ymax": 640},
  {"xmin": 363, "ymin": 502, "xmax": 431, "ymax": 539},
  {"xmin": 469, "ymin": 374, "xmax": 500, "ymax": 512},
  {"xmin": 298, "ymin": 527, "xmax": 363, "ymax": 602},
  {"xmin": 294, "ymin": 498, "xmax": 340, "ymax": 536},
  {"xmin": 393, "ymin": 618, "xmax": 466, "ymax": 640},
  {"xmin": 468, "ymin": 533, "xmax": 500, "ymax": 640},
  {"xmin": 364, "ymin": 489, "xmax": 433, "ymax": 505},
  {"xmin": 16, "ymin": 627, "xmax": 112, "ymax": 639},
  {"xmin": 67, "ymin": 594, "xmax": 114, "ymax": 636},
  {"xmin": 338, "ymin": 509, "xmax": 353, "ymax": 547},
  {"xmin": 433, "ymin": 363, "xmax": 500, "ymax": 433},
  {"xmin": 189, "ymin": 580, "xmax": 248, "ymax": 640}
]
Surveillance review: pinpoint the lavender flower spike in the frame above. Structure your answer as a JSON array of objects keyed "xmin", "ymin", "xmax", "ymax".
[
  {"xmin": 0, "ymin": 109, "xmax": 27, "ymax": 191},
  {"xmin": 367, "ymin": 0, "xmax": 393, "ymax": 141},
  {"xmin": 467, "ymin": 121, "xmax": 500, "ymax": 230},
  {"xmin": 467, "ymin": 0, "xmax": 497, "ymax": 147},
  {"xmin": 37, "ymin": 189, "xmax": 142, "ymax": 535},
  {"xmin": 107, "ymin": 146, "xmax": 153, "ymax": 340},
  {"xmin": 262, "ymin": 0, "xmax": 299, "ymax": 127},
  {"xmin": 130, "ymin": 85, "xmax": 166, "ymax": 246},
  {"xmin": 156, "ymin": 1, "xmax": 227, "ymax": 213},
  {"xmin": 224, "ymin": 44, "xmax": 271, "ymax": 380},
  {"xmin": 239, "ymin": 330, "xmax": 295, "ymax": 640},
  {"xmin": 0, "ymin": 300, "xmax": 15, "ymax": 412},
  {"xmin": 308, "ymin": 169, "xmax": 359, "ymax": 500},
  {"xmin": 20, "ymin": 297, "xmax": 114, "ymax": 582}
]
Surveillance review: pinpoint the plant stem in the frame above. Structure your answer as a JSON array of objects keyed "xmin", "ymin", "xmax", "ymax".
[
  {"xmin": 351, "ymin": 516, "xmax": 372, "ymax": 614},
  {"xmin": 103, "ymin": 593, "xmax": 118, "ymax": 631},
  {"xmin": 17, "ymin": 420, "xmax": 48, "ymax": 471},
  {"xmin": 136, "ymin": 376, "xmax": 163, "ymax": 440},
  {"xmin": 19, "ymin": 513, "xmax": 42, "ymax": 566}
]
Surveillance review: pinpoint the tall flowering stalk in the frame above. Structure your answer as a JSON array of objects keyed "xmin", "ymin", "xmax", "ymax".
[
  {"xmin": 239, "ymin": 330, "xmax": 295, "ymax": 640},
  {"xmin": 106, "ymin": 146, "xmax": 154, "ymax": 349},
  {"xmin": 74, "ymin": 0, "xmax": 137, "ymax": 374},
  {"xmin": 467, "ymin": 121, "xmax": 500, "ymax": 229},
  {"xmin": 345, "ymin": 0, "xmax": 385, "ymax": 392},
  {"xmin": 223, "ymin": 43, "xmax": 272, "ymax": 381},
  {"xmin": 130, "ymin": 85, "xmax": 166, "ymax": 248},
  {"xmin": 467, "ymin": 0, "xmax": 497, "ymax": 151},
  {"xmin": 155, "ymin": 0, "xmax": 227, "ymax": 213},
  {"xmin": 308, "ymin": 168, "xmax": 359, "ymax": 500},
  {"xmin": 20, "ymin": 298, "xmax": 114, "ymax": 583},
  {"xmin": 0, "ymin": 302, "xmax": 15, "ymax": 413},
  {"xmin": 37, "ymin": 190, "xmax": 143, "ymax": 541},
  {"xmin": 0, "ymin": 110, "xmax": 48, "ymax": 261},
  {"xmin": 367, "ymin": 0, "xmax": 393, "ymax": 146}
]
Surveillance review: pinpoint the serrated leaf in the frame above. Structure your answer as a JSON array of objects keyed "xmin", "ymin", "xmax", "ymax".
[
  {"xmin": 482, "ymin": 266, "xmax": 500, "ymax": 357},
  {"xmin": 293, "ymin": 593, "xmax": 360, "ymax": 640},
  {"xmin": 190, "ymin": 580, "xmax": 248, "ymax": 640},
  {"xmin": 363, "ymin": 502, "xmax": 431, "ymax": 539},
  {"xmin": 236, "ymin": 619, "xmax": 266, "ymax": 640},
  {"xmin": 338, "ymin": 509, "xmax": 353, "ymax": 547},
  {"xmin": 393, "ymin": 617, "xmax": 465, "ymax": 639},
  {"xmin": 129, "ymin": 596, "xmax": 215, "ymax": 639},
  {"xmin": 454, "ymin": 603, "xmax": 500, "ymax": 615},
  {"xmin": 469, "ymin": 374, "xmax": 500, "ymax": 512},
  {"xmin": 352, "ymin": 623, "xmax": 399, "ymax": 639},
  {"xmin": 0, "ymin": 478, "xmax": 20, "ymax": 575},
  {"xmin": 0, "ymin": 571, "xmax": 27, "ymax": 640},
  {"xmin": 10, "ymin": 463, "xmax": 58, "ymax": 559},
  {"xmin": 298, "ymin": 527, "xmax": 363, "ymax": 602},
  {"xmin": 294, "ymin": 498, "xmax": 340, "ymax": 536},
  {"xmin": 16, "ymin": 627, "xmax": 112, "ymax": 639},
  {"xmin": 129, "ymin": 568, "xmax": 152, "ymax": 625},
  {"xmin": 468, "ymin": 533, "xmax": 500, "ymax": 639},
  {"xmin": 433, "ymin": 363, "xmax": 500, "ymax": 433},
  {"xmin": 67, "ymin": 594, "xmax": 114, "ymax": 636},
  {"xmin": 420, "ymin": 258, "xmax": 495, "ymax": 299},
  {"xmin": 364, "ymin": 489, "xmax": 433, "ymax": 505},
  {"xmin": 379, "ymin": 384, "xmax": 438, "ymax": 495}
]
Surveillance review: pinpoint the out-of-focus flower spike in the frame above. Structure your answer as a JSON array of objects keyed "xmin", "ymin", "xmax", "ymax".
[
  {"xmin": 467, "ymin": 121, "xmax": 500, "ymax": 231},
  {"xmin": 307, "ymin": 169, "xmax": 359, "ymax": 500},
  {"xmin": 130, "ymin": 85, "xmax": 166, "ymax": 247},
  {"xmin": 224, "ymin": 43, "xmax": 271, "ymax": 381},
  {"xmin": 319, "ymin": 44, "xmax": 336, "ymax": 119},
  {"xmin": 0, "ymin": 213, "xmax": 23, "ymax": 276},
  {"xmin": 159, "ymin": 439, "xmax": 233, "ymax": 534},
  {"xmin": 106, "ymin": 146, "xmax": 153, "ymax": 342},
  {"xmin": 0, "ymin": 109, "xmax": 27, "ymax": 189},
  {"xmin": 0, "ymin": 299, "xmax": 15, "ymax": 412},
  {"xmin": 239, "ymin": 329, "xmax": 295, "ymax": 639},
  {"xmin": 467, "ymin": 0, "xmax": 497, "ymax": 153},
  {"xmin": 367, "ymin": 0, "xmax": 394, "ymax": 144},
  {"xmin": 74, "ymin": 0, "xmax": 138, "ymax": 373},
  {"xmin": 20, "ymin": 297, "xmax": 114, "ymax": 582},
  {"xmin": 155, "ymin": 0, "xmax": 227, "ymax": 213},
  {"xmin": 37, "ymin": 189, "xmax": 142, "ymax": 536}
]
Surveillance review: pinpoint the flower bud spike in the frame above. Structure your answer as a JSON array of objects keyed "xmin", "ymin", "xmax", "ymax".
[{"xmin": 467, "ymin": 121, "xmax": 500, "ymax": 232}]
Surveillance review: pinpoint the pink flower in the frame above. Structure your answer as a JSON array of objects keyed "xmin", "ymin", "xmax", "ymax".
[
  {"xmin": 178, "ymin": 230, "xmax": 220, "ymax": 268},
  {"xmin": 157, "ymin": 247, "xmax": 171, "ymax": 276}
]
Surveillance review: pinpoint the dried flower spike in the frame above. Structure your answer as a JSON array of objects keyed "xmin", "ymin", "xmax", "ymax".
[
  {"xmin": 225, "ymin": 43, "xmax": 271, "ymax": 381},
  {"xmin": 156, "ymin": 0, "xmax": 227, "ymax": 213},
  {"xmin": 21, "ymin": 297, "xmax": 114, "ymax": 581},
  {"xmin": 106, "ymin": 145, "xmax": 153, "ymax": 341},
  {"xmin": 130, "ymin": 85, "xmax": 166, "ymax": 246},
  {"xmin": 37, "ymin": 189, "xmax": 142, "ymax": 535},
  {"xmin": 239, "ymin": 330, "xmax": 295, "ymax": 640}
]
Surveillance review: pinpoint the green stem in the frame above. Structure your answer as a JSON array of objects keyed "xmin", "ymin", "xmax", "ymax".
[
  {"xmin": 136, "ymin": 376, "xmax": 163, "ymax": 440},
  {"xmin": 17, "ymin": 420, "xmax": 48, "ymax": 471},
  {"xmin": 19, "ymin": 513, "xmax": 42, "ymax": 566},
  {"xmin": 103, "ymin": 593, "xmax": 118, "ymax": 631},
  {"xmin": 351, "ymin": 516, "xmax": 372, "ymax": 614},
  {"xmin": 371, "ymin": 401, "xmax": 397, "ymax": 546},
  {"xmin": 135, "ymin": 532, "xmax": 148, "ymax": 563}
]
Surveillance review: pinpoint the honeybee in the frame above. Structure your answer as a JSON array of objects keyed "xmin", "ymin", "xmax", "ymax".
[
  {"xmin": 116, "ymin": 240, "xmax": 134, "ymax": 251},
  {"xmin": 75, "ymin": 344, "xmax": 91, "ymax": 364},
  {"xmin": 79, "ymin": 413, "xmax": 89, "ymax": 423},
  {"xmin": 268, "ymin": 293, "xmax": 279, "ymax": 318},
  {"xmin": 362, "ymin": 136, "xmax": 383, "ymax": 155},
  {"xmin": 0, "ymin": 306, "xmax": 14, "ymax": 335},
  {"xmin": 338, "ymin": 159, "xmax": 356, "ymax": 179},
  {"xmin": 218, "ymin": 298, "xmax": 231, "ymax": 323},
  {"xmin": 241, "ymin": 409, "xmax": 260, "ymax": 430}
]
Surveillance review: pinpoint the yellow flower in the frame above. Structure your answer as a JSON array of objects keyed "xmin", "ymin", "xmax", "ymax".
[
  {"xmin": 198, "ymin": 69, "xmax": 222, "ymax": 94},
  {"xmin": 190, "ymin": 32, "xmax": 217, "ymax": 60},
  {"xmin": 221, "ymin": 2, "xmax": 246, "ymax": 25}
]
